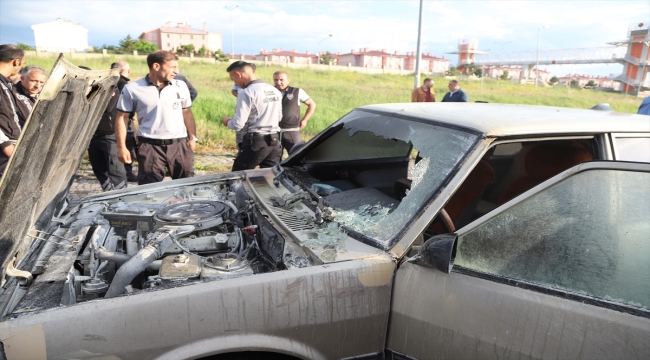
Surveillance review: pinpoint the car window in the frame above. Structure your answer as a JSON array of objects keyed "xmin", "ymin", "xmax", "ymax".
[
  {"xmin": 614, "ymin": 136, "xmax": 650, "ymax": 163},
  {"xmin": 285, "ymin": 109, "xmax": 480, "ymax": 248},
  {"xmin": 303, "ymin": 126, "xmax": 412, "ymax": 163},
  {"xmin": 455, "ymin": 168, "xmax": 650, "ymax": 310}
]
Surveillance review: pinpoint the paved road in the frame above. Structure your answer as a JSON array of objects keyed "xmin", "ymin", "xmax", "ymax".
[{"xmin": 68, "ymin": 153, "xmax": 235, "ymax": 207}]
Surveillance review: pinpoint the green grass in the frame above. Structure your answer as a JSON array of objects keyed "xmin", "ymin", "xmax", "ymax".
[{"xmin": 26, "ymin": 55, "xmax": 645, "ymax": 152}]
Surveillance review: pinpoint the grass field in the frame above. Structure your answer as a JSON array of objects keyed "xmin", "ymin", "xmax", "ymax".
[{"xmin": 27, "ymin": 55, "xmax": 646, "ymax": 153}]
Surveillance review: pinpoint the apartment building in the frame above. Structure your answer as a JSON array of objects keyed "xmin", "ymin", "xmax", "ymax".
[{"xmin": 139, "ymin": 22, "xmax": 223, "ymax": 53}]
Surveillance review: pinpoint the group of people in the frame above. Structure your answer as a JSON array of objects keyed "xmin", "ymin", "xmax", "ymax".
[
  {"xmin": 411, "ymin": 78, "xmax": 468, "ymax": 103},
  {"xmin": 0, "ymin": 44, "xmax": 46, "ymax": 177},
  {"xmin": 0, "ymin": 46, "xmax": 318, "ymax": 192}
]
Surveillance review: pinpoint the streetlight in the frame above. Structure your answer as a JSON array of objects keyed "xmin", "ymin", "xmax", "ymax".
[
  {"xmin": 225, "ymin": 5, "xmax": 238, "ymax": 59},
  {"xmin": 317, "ymin": 34, "xmax": 332, "ymax": 65},
  {"xmin": 535, "ymin": 25, "xmax": 549, "ymax": 87}
]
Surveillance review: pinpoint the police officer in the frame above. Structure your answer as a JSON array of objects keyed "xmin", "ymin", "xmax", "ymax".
[
  {"xmin": 116, "ymin": 51, "xmax": 198, "ymax": 185},
  {"xmin": 0, "ymin": 44, "xmax": 25, "ymax": 178},
  {"xmin": 222, "ymin": 61, "xmax": 282, "ymax": 171},
  {"xmin": 272, "ymin": 70, "xmax": 316, "ymax": 153}
]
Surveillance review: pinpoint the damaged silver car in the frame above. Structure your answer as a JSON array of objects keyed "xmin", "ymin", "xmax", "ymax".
[{"xmin": 0, "ymin": 57, "xmax": 649, "ymax": 360}]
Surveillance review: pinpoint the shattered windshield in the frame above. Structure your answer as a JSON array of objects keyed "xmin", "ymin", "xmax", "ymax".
[{"xmin": 291, "ymin": 109, "xmax": 479, "ymax": 249}]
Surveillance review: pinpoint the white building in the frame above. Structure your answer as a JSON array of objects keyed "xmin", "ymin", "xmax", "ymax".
[{"xmin": 31, "ymin": 18, "xmax": 89, "ymax": 52}]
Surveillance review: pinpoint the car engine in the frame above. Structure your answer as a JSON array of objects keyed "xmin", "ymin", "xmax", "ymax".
[{"xmin": 59, "ymin": 179, "xmax": 308, "ymax": 303}]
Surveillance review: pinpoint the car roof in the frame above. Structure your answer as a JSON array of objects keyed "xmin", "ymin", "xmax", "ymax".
[{"xmin": 360, "ymin": 103, "xmax": 650, "ymax": 138}]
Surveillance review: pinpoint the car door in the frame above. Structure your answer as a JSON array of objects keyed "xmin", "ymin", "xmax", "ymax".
[{"xmin": 386, "ymin": 161, "xmax": 650, "ymax": 360}]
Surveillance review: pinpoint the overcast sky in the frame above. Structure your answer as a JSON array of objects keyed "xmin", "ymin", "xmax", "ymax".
[{"xmin": 1, "ymin": 0, "xmax": 648, "ymax": 76}]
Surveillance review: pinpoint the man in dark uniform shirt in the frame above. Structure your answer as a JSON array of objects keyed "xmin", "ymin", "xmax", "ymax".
[
  {"xmin": 0, "ymin": 44, "xmax": 25, "ymax": 178},
  {"xmin": 86, "ymin": 63, "xmax": 129, "ymax": 191},
  {"xmin": 12, "ymin": 65, "xmax": 47, "ymax": 126}
]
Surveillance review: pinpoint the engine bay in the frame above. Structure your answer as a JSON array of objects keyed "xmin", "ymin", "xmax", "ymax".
[{"xmin": 52, "ymin": 178, "xmax": 316, "ymax": 304}]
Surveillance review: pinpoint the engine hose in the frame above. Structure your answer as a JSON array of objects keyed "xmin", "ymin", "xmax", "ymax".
[{"xmin": 104, "ymin": 225, "xmax": 194, "ymax": 298}]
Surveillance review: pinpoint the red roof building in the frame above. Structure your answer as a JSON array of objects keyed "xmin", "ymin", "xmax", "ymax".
[{"xmin": 139, "ymin": 22, "xmax": 223, "ymax": 53}]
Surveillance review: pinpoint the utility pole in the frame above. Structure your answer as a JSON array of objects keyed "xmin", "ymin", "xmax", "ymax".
[
  {"xmin": 318, "ymin": 34, "xmax": 332, "ymax": 65},
  {"xmin": 225, "ymin": 5, "xmax": 238, "ymax": 59},
  {"xmin": 535, "ymin": 25, "xmax": 549, "ymax": 87},
  {"xmin": 414, "ymin": 0, "xmax": 424, "ymax": 89}
]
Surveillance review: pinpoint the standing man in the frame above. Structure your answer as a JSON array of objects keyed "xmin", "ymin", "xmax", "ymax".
[
  {"xmin": 272, "ymin": 70, "xmax": 316, "ymax": 153},
  {"xmin": 115, "ymin": 50, "xmax": 198, "ymax": 185},
  {"xmin": 86, "ymin": 63, "xmax": 130, "ymax": 191},
  {"xmin": 222, "ymin": 61, "xmax": 282, "ymax": 171},
  {"xmin": 0, "ymin": 44, "xmax": 25, "ymax": 178},
  {"xmin": 12, "ymin": 65, "xmax": 47, "ymax": 126},
  {"xmin": 111, "ymin": 61, "xmax": 138, "ymax": 182},
  {"xmin": 441, "ymin": 80, "xmax": 468, "ymax": 102},
  {"xmin": 411, "ymin": 78, "xmax": 435, "ymax": 102},
  {"xmin": 173, "ymin": 73, "xmax": 198, "ymax": 102}
]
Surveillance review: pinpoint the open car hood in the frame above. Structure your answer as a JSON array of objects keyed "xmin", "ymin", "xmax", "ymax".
[{"xmin": 0, "ymin": 55, "xmax": 118, "ymax": 281}]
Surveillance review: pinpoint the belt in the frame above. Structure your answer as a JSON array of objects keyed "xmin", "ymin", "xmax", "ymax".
[
  {"xmin": 280, "ymin": 127, "xmax": 300, "ymax": 132},
  {"xmin": 137, "ymin": 136, "xmax": 186, "ymax": 145},
  {"xmin": 243, "ymin": 132, "xmax": 279, "ymax": 140}
]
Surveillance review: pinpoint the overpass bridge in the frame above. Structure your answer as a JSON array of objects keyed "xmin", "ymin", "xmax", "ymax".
[
  {"xmin": 449, "ymin": 22, "xmax": 649, "ymax": 92},
  {"xmin": 466, "ymin": 47, "xmax": 627, "ymax": 67}
]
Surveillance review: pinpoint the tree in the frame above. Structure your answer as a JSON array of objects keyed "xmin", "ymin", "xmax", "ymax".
[
  {"xmin": 133, "ymin": 39, "xmax": 158, "ymax": 54},
  {"xmin": 473, "ymin": 68, "xmax": 483, "ymax": 78},
  {"xmin": 570, "ymin": 79, "xmax": 580, "ymax": 88},
  {"xmin": 499, "ymin": 70, "xmax": 509, "ymax": 80},
  {"xmin": 118, "ymin": 34, "xmax": 137, "ymax": 53},
  {"xmin": 585, "ymin": 80, "xmax": 596, "ymax": 88},
  {"xmin": 319, "ymin": 51, "xmax": 334, "ymax": 64},
  {"xmin": 445, "ymin": 66, "xmax": 460, "ymax": 76},
  {"xmin": 214, "ymin": 49, "xmax": 229, "ymax": 62},
  {"xmin": 176, "ymin": 44, "xmax": 196, "ymax": 56},
  {"xmin": 17, "ymin": 42, "xmax": 34, "ymax": 51},
  {"xmin": 197, "ymin": 45, "xmax": 207, "ymax": 57},
  {"xmin": 549, "ymin": 76, "xmax": 559, "ymax": 85}
]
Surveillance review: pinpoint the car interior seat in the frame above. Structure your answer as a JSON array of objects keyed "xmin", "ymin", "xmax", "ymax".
[
  {"xmin": 430, "ymin": 159, "xmax": 496, "ymax": 233},
  {"xmin": 498, "ymin": 141, "xmax": 594, "ymax": 204}
]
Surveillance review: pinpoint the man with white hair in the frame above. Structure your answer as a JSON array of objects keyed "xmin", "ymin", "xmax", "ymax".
[{"xmin": 13, "ymin": 65, "xmax": 47, "ymax": 126}]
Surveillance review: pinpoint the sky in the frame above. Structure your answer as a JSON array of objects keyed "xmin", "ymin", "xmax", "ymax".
[{"xmin": 1, "ymin": 0, "xmax": 648, "ymax": 77}]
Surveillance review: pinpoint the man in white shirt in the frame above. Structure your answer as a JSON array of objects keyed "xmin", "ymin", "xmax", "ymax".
[{"xmin": 115, "ymin": 50, "xmax": 198, "ymax": 184}]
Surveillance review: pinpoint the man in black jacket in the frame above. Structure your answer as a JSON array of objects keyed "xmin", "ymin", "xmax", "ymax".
[
  {"xmin": 441, "ymin": 80, "xmax": 468, "ymax": 102},
  {"xmin": 12, "ymin": 65, "xmax": 47, "ymax": 127},
  {"xmin": 273, "ymin": 70, "xmax": 316, "ymax": 153},
  {"xmin": 0, "ymin": 44, "xmax": 25, "ymax": 178},
  {"xmin": 86, "ymin": 63, "xmax": 130, "ymax": 191}
]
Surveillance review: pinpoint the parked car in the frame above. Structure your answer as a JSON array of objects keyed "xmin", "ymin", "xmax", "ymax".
[{"xmin": 0, "ymin": 57, "xmax": 648, "ymax": 360}]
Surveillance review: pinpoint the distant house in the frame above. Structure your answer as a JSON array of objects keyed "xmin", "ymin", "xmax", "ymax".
[
  {"xmin": 31, "ymin": 18, "xmax": 89, "ymax": 52},
  {"xmin": 403, "ymin": 52, "xmax": 450, "ymax": 74},
  {"xmin": 254, "ymin": 49, "xmax": 318, "ymax": 64},
  {"xmin": 483, "ymin": 66, "xmax": 523, "ymax": 80},
  {"xmin": 339, "ymin": 49, "xmax": 449, "ymax": 74},
  {"xmin": 139, "ymin": 22, "xmax": 223, "ymax": 53},
  {"xmin": 558, "ymin": 74, "xmax": 620, "ymax": 90},
  {"xmin": 339, "ymin": 48, "xmax": 402, "ymax": 69}
]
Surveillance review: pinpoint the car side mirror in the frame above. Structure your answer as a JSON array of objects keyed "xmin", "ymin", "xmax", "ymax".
[{"xmin": 419, "ymin": 234, "xmax": 457, "ymax": 273}]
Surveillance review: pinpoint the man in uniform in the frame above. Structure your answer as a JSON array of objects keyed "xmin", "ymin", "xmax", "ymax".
[
  {"xmin": 86, "ymin": 63, "xmax": 129, "ymax": 191},
  {"xmin": 441, "ymin": 80, "xmax": 468, "ymax": 102},
  {"xmin": 222, "ymin": 61, "xmax": 282, "ymax": 171},
  {"xmin": 115, "ymin": 50, "xmax": 198, "ymax": 185},
  {"xmin": 110, "ymin": 61, "xmax": 138, "ymax": 182},
  {"xmin": 13, "ymin": 65, "xmax": 47, "ymax": 126},
  {"xmin": 272, "ymin": 70, "xmax": 316, "ymax": 153},
  {"xmin": 0, "ymin": 44, "xmax": 25, "ymax": 178},
  {"xmin": 411, "ymin": 78, "xmax": 435, "ymax": 103}
]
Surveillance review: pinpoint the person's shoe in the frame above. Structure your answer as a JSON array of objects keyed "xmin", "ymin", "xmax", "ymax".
[{"xmin": 126, "ymin": 173, "xmax": 138, "ymax": 182}]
